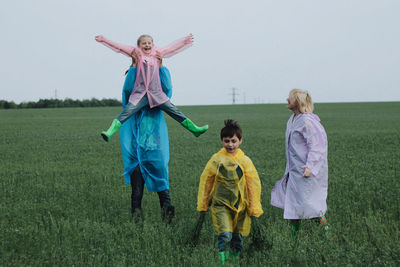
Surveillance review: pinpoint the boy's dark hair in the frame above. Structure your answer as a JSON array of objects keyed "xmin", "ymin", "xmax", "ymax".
[{"xmin": 220, "ymin": 119, "xmax": 242, "ymax": 140}]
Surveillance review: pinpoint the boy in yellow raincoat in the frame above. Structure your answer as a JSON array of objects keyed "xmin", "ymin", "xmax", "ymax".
[{"xmin": 197, "ymin": 119, "xmax": 263, "ymax": 265}]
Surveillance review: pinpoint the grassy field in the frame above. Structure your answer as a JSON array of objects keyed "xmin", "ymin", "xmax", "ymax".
[{"xmin": 1, "ymin": 102, "xmax": 399, "ymax": 266}]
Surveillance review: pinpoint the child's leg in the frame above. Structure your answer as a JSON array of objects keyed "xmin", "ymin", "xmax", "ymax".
[
  {"xmin": 157, "ymin": 189, "xmax": 174, "ymax": 223},
  {"xmin": 317, "ymin": 216, "xmax": 329, "ymax": 242},
  {"xmin": 226, "ymin": 233, "xmax": 241, "ymax": 265},
  {"xmin": 101, "ymin": 97, "xmax": 149, "ymax": 142},
  {"xmin": 218, "ymin": 232, "xmax": 232, "ymax": 251},
  {"xmin": 158, "ymin": 100, "xmax": 208, "ymax": 137},
  {"xmin": 157, "ymin": 100, "xmax": 186, "ymax": 123},
  {"xmin": 230, "ymin": 233, "xmax": 243, "ymax": 252},
  {"xmin": 131, "ymin": 166, "xmax": 145, "ymax": 214},
  {"xmin": 229, "ymin": 233, "xmax": 242, "ymax": 262},
  {"xmin": 217, "ymin": 232, "xmax": 232, "ymax": 265},
  {"xmin": 116, "ymin": 98, "xmax": 149, "ymax": 124},
  {"xmin": 290, "ymin": 219, "xmax": 301, "ymax": 238}
]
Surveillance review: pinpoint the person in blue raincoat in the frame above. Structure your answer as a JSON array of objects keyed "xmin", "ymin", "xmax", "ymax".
[{"xmin": 120, "ymin": 53, "xmax": 174, "ymax": 222}]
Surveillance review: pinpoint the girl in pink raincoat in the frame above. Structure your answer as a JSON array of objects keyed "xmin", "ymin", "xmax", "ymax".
[
  {"xmin": 95, "ymin": 34, "xmax": 208, "ymax": 142},
  {"xmin": 271, "ymin": 89, "xmax": 329, "ymax": 238}
]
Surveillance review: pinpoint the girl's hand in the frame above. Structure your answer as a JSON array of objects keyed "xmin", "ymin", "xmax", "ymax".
[
  {"xmin": 156, "ymin": 51, "xmax": 163, "ymax": 66},
  {"xmin": 185, "ymin": 33, "xmax": 194, "ymax": 44},
  {"xmin": 95, "ymin": 35, "xmax": 105, "ymax": 42},
  {"xmin": 300, "ymin": 166, "xmax": 311, "ymax": 178}
]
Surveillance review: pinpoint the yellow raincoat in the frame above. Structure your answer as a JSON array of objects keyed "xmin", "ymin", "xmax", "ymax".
[{"xmin": 197, "ymin": 148, "xmax": 263, "ymax": 237}]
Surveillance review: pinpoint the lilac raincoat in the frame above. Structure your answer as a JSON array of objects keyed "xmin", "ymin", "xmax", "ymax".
[{"xmin": 271, "ymin": 113, "xmax": 328, "ymax": 219}]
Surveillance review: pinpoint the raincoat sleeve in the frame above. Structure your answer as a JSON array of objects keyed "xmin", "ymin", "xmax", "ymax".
[
  {"xmin": 302, "ymin": 118, "xmax": 328, "ymax": 177},
  {"xmin": 95, "ymin": 35, "xmax": 136, "ymax": 57},
  {"xmin": 197, "ymin": 155, "xmax": 219, "ymax": 212},
  {"xmin": 244, "ymin": 158, "xmax": 263, "ymax": 217},
  {"xmin": 157, "ymin": 34, "xmax": 193, "ymax": 58}
]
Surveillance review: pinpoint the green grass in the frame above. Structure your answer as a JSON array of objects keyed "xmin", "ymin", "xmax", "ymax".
[{"xmin": 1, "ymin": 102, "xmax": 399, "ymax": 266}]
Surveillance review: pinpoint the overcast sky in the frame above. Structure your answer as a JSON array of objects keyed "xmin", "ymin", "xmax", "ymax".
[{"xmin": 1, "ymin": 0, "xmax": 399, "ymax": 105}]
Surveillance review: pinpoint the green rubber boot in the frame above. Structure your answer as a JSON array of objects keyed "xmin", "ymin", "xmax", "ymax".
[
  {"xmin": 229, "ymin": 250, "xmax": 240, "ymax": 264},
  {"xmin": 180, "ymin": 118, "xmax": 208, "ymax": 137},
  {"xmin": 290, "ymin": 220, "xmax": 301, "ymax": 239},
  {"xmin": 218, "ymin": 251, "xmax": 226, "ymax": 266},
  {"xmin": 101, "ymin": 119, "xmax": 122, "ymax": 142},
  {"xmin": 225, "ymin": 250, "xmax": 230, "ymax": 261}
]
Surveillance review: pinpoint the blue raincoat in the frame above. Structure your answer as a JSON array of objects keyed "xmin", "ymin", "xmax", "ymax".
[{"xmin": 120, "ymin": 66, "xmax": 172, "ymax": 192}]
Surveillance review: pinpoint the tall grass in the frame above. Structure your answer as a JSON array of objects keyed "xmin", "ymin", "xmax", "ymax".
[{"xmin": 1, "ymin": 102, "xmax": 399, "ymax": 266}]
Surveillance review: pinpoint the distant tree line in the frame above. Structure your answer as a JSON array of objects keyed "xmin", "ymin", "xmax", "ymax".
[{"xmin": 0, "ymin": 98, "xmax": 122, "ymax": 109}]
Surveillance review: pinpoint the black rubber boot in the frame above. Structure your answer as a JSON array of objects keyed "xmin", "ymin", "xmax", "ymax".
[
  {"xmin": 158, "ymin": 189, "xmax": 174, "ymax": 224},
  {"xmin": 161, "ymin": 204, "xmax": 175, "ymax": 224}
]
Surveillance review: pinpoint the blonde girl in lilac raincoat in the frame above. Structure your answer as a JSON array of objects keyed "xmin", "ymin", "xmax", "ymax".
[
  {"xmin": 95, "ymin": 34, "xmax": 208, "ymax": 142},
  {"xmin": 271, "ymin": 89, "xmax": 328, "ymax": 237}
]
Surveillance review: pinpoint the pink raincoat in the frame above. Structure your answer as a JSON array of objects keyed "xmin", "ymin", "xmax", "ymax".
[
  {"xmin": 95, "ymin": 35, "xmax": 193, "ymax": 108},
  {"xmin": 271, "ymin": 113, "xmax": 328, "ymax": 219}
]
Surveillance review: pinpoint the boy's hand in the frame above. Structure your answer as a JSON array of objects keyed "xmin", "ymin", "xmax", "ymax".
[
  {"xmin": 300, "ymin": 166, "xmax": 311, "ymax": 178},
  {"xmin": 186, "ymin": 212, "xmax": 206, "ymax": 247}
]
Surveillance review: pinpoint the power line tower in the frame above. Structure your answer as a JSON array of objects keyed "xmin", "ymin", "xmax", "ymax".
[{"xmin": 230, "ymin": 87, "xmax": 239, "ymax": 104}]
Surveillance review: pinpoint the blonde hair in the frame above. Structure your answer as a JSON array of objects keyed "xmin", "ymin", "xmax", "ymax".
[
  {"xmin": 289, "ymin": 89, "xmax": 314, "ymax": 113},
  {"xmin": 137, "ymin": 34, "xmax": 153, "ymax": 46}
]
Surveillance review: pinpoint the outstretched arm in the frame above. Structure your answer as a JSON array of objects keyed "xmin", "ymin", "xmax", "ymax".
[
  {"xmin": 158, "ymin": 34, "xmax": 193, "ymax": 58},
  {"xmin": 95, "ymin": 35, "xmax": 136, "ymax": 57}
]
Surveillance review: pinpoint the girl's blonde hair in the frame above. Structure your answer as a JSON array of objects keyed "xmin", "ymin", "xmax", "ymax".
[
  {"xmin": 289, "ymin": 89, "xmax": 314, "ymax": 113},
  {"xmin": 137, "ymin": 34, "xmax": 153, "ymax": 46}
]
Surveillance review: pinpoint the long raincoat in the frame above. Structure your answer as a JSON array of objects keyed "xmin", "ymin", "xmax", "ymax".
[
  {"xmin": 197, "ymin": 148, "xmax": 263, "ymax": 237},
  {"xmin": 120, "ymin": 66, "xmax": 172, "ymax": 192},
  {"xmin": 96, "ymin": 35, "xmax": 192, "ymax": 108},
  {"xmin": 271, "ymin": 113, "xmax": 328, "ymax": 219}
]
